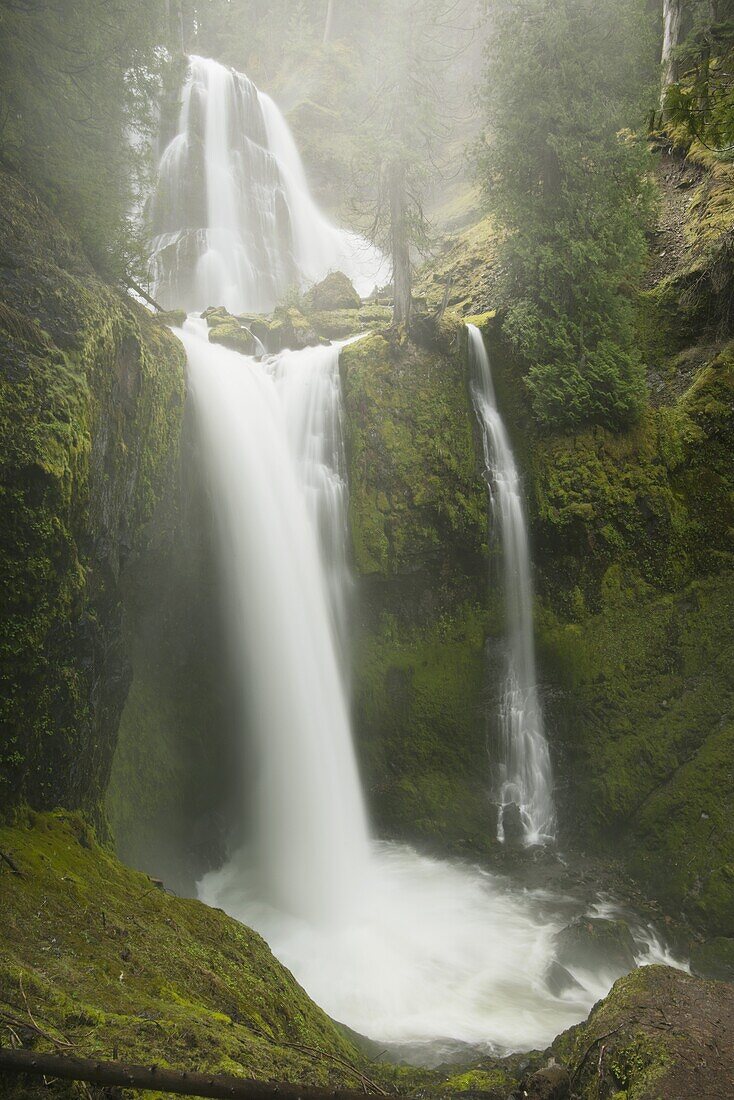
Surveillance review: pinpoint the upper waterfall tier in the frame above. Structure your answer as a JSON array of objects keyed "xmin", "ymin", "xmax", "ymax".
[{"xmin": 149, "ymin": 56, "xmax": 383, "ymax": 314}]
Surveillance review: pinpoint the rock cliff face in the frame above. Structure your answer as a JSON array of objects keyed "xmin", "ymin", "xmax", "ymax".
[
  {"xmin": 339, "ymin": 323, "xmax": 502, "ymax": 853},
  {"xmin": 0, "ymin": 168, "xmax": 186, "ymax": 824}
]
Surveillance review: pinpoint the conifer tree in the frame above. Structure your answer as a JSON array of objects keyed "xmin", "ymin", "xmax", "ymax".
[{"xmin": 478, "ymin": 0, "xmax": 655, "ymax": 431}]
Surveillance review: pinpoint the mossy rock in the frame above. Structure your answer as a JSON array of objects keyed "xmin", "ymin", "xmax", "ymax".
[
  {"xmin": 566, "ymin": 965, "xmax": 734, "ymax": 1099},
  {"xmin": 270, "ymin": 307, "xmax": 320, "ymax": 351},
  {"xmin": 237, "ymin": 314, "xmax": 273, "ymax": 349},
  {"xmin": 413, "ymin": 214, "xmax": 499, "ymax": 315},
  {"xmin": 308, "ymin": 308, "xmax": 361, "ymax": 340},
  {"xmin": 553, "ymin": 917, "xmax": 637, "ymax": 977},
  {"xmin": 155, "ymin": 308, "xmax": 187, "ymax": 327},
  {"xmin": 441, "ymin": 1068, "xmax": 511, "ymax": 1097},
  {"xmin": 540, "ymin": 571, "xmax": 734, "ymax": 933},
  {"xmin": 340, "ymin": 330, "xmax": 486, "ymax": 577},
  {"xmin": 306, "ymin": 271, "xmax": 361, "ymax": 311},
  {"xmin": 209, "ymin": 319, "xmax": 257, "ymax": 356},
  {"xmin": 203, "ymin": 305, "xmax": 229, "ymax": 322}
]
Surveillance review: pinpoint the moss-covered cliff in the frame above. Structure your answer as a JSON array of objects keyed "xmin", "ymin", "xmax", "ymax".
[
  {"xmin": 106, "ymin": 429, "xmax": 240, "ymax": 895},
  {"xmin": 340, "ymin": 326, "xmax": 501, "ymax": 852},
  {"xmin": 0, "ymin": 167, "xmax": 186, "ymax": 824}
]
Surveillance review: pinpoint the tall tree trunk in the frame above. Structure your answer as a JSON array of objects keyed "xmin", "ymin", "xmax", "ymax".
[
  {"xmin": 323, "ymin": 0, "xmax": 336, "ymax": 44},
  {"xmin": 661, "ymin": 0, "xmax": 683, "ymax": 111},
  {"xmin": 389, "ymin": 157, "xmax": 411, "ymax": 328}
]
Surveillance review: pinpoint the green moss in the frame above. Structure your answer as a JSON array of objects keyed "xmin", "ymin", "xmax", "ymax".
[
  {"xmin": 0, "ymin": 167, "xmax": 185, "ymax": 820},
  {"xmin": 340, "ymin": 332, "xmax": 486, "ymax": 578},
  {"xmin": 0, "ymin": 811, "xmax": 373, "ymax": 1090},
  {"xmin": 354, "ymin": 604, "xmax": 496, "ymax": 853},
  {"xmin": 529, "ymin": 411, "xmax": 689, "ymax": 607},
  {"xmin": 442, "ymin": 1068, "xmax": 510, "ymax": 1092},
  {"xmin": 540, "ymin": 572, "xmax": 734, "ymax": 931},
  {"xmin": 414, "ymin": 215, "xmax": 498, "ymax": 315},
  {"xmin": 155, "ymin": 308, "xmax": 187, "ymax": 328},
  {"xmin": 305, "ymin": 271, "xmax": 361, "ymax": 311},
  {"xmin": 209, "ymin": 319, "xmax": 257, "ymax": 355}
]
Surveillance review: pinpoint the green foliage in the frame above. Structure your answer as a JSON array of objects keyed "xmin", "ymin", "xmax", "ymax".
[
  {"xmin": 0, "ymin": 0, "xmax": 167, "ymax": 276},
  {"xmin": 663, "ymin": 1, "xmax": 734, "ymax": 152},
  {"xmin": 478, "ymin": 0, "xmax": 656, "ymax": 431}
]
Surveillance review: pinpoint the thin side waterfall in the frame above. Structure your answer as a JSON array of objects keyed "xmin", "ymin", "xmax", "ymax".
[
  {"xmin": 150, "ymin": 56, "xmax": 383, "ymax": 313},
  {"xmin": 467, "ymin": 324, "xmax": 555, "ymax": 844}
]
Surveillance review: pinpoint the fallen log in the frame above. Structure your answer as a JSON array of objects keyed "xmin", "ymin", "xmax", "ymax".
[
  {"xmin": 0, "ymin": 1047, "xmax": 394, "ymax": 1100},
  {"xmin": 127, "ymin": 278, "xmax": 165, "ymax": 312}
]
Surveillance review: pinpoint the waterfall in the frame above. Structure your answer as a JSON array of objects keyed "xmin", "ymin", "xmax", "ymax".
[
  {"xmin": 153, "ymin": 54, "xmax": 668, "ymax": 1061},
  {"xmin": 184, "ymin": 319, "xmax": 369, "ymax": 921},
  {"xmin": 150, "ymin": 56, "xmax": 383, "ymax": 314},
  {"xmin": 467, "ymin": 324, "xmax": 555, "ymax": 844},
  {"xmin": 190, "ymin": 317, "xmax": 666, "ymax": 1058}
]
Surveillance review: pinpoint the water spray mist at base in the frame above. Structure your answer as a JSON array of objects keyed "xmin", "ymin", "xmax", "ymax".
[{"xmin": 200, "ymin": 841, "xmax": 679, "ymax": 1061}]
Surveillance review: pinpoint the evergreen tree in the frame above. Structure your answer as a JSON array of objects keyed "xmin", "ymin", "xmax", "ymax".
[
  {"xmin": 357, "ymin": 0, "xmax": 480, "ymax": 326},
  {"xmin": 478, "ymin": 0, "xmax": 655, "ymax": 432},
  {"xmin": 662, "ymin": 0, "xmax": 734, "ymax": 150},
  {"xmin": 0, "ymin": 0, "xmax": 167, "ymax": 278}
]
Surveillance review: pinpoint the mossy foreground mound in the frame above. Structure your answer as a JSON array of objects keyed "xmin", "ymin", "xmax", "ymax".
[
  {"xmin": 558, "ymin": 965, "xmax": 734, "ymax": 1100},
  {"xmin": 0, "ymin": 812, "xmax": 374, "ymax": 1098}
]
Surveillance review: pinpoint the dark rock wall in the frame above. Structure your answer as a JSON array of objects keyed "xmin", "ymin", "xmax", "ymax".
[{"xmin": 0, "ymin": 167, "xmax": 185, "ymax": 824}]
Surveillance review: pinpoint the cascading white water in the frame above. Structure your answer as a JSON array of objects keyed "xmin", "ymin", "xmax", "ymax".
[
  {"xmin": 150, "ymin": 56, "xmax": 384, "ymax": 313},
  {"xmin": 467, "ymin": 325, "xmax": 555, "ymax": 844},
  {"xmin": 183, "ymin": 319, "xmax": 369, "ymax": 922}
]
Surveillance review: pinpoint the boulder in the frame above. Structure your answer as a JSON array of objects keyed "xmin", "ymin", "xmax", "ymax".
[
  {"xmin": 554, "ymin": 916, "xmax": 637, "ymax": 976},
  {"xmin": 208, "ymin": 320, "xmax": 257, "ymax": 356},
  {"xmin": 501, "ymin": 802, "xmax": 525, "ymax": 846},
  {"xmin": 306, "ymin": 271, "xmax": 361, "ymax": 312},
  {"xmin": 269, "ymin": 307, "xmax": 319, "ymax": 351},
  {"xmin": 544, "ymin": 960, "xmax": 585, "ymax": 997},
  {"xmin": 567, "ymin": 965, "xmax": 734, "ymax": 1099},
  {"xmin": 237, "ymin": 315, "xmax": 272, "ymax": 349},
  {"xmin": 690, "ymin": 936, "xmax": 734, "ymax": 983}
]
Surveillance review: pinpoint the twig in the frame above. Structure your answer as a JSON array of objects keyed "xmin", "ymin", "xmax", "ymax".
[
  {"xmin": 0, "ymin": 850, "xmax": 23, "ymax": 876},
  {"xmin": 9, "ymin": 975, "xmax": 75, "ymax": 1051},
  {"xmin": 571, "ymin": 1023, "xmax": 627, "ymax": 1082},
  {"xmin": 251, "ymin": 1027, "xmax": 387, "ymax": 1095}
]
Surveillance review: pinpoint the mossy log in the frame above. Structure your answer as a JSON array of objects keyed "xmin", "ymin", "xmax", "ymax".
[{"xmin": 0, "ymin": 1048, "xmax": 392, "ymax": 1100}]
